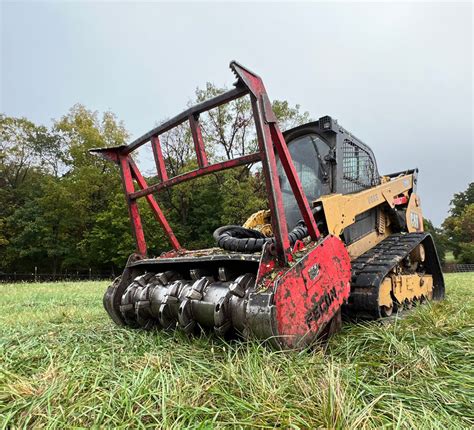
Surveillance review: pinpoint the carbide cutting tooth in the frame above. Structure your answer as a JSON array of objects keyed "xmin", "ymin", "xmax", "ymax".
[
  {"xmin": 186, "ymin": 277, "xmax": 209, "ymax": 300},
  {"xmin": 213, "ymin": 293, "xmax": 233, "ymax": 336},
  {"xmin": 229, "ymin": 280, "xmax": 245, "ymax": 298},
  {"xmin": 178, "ymin": 299, "xmax": 195, "ymax": 333},
  {"xmin": 135, "ymin": 272, "xmax": 153, "ymax": 287},
  {"xmin": 164, "ymin": 294, "xmax": 178, "ymax": 305},
  {"xmin": 167, "ymin": 280, "xmax": 181, "ymax": 297},
  {"xmin": 135, "ymin": 299, "xmax": 155, "ymax": 329},
  {"xmin": 190, "ymin": 269, "xmax": 203, "ymax": 281},
  {"xmin": 152, "ymin": 272, "xmax": 166, "ymax": 285},
  {"xmin": 218, "ymin": 266, "xmax": 234, "ymax": 282},
  {"xmin": 229, "ymin": 273, "xmax": 255, "ymax": 297},
  {"xmin": 158, "ymin": 302, "xmax": 175, "ymax": 330},
  {"xmin": 218, "ymin": 267, "xmax": 226, "ymax": 282},
  {"xmin": 186, "ymin": 289, "xmax": 202, "ymax": 300},
  {"xmin": 154, "ymin": 270, "xmax": 180, "ymax": 285}
]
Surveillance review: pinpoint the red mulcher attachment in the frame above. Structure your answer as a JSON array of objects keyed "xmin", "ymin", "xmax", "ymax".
[{"xmin": 91, "ymin": 62, "xmax": 351, "ymax": 349}]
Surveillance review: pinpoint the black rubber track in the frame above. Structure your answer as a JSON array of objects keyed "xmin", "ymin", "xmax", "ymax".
[{"xmin": 344, "ymin": 232, "xmax": 445, "ymax": 319}]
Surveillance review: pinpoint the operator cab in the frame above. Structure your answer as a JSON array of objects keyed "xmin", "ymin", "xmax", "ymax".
[
  {"xmin": 277, "ymin": 116, "xmax": 380, "ymax": 232},
  {"xmin": 276, "ymin": 133, "xmax": 331, "ymax": 229}
]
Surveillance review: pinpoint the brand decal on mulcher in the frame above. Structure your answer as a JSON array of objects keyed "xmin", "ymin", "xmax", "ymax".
[{"xmin": 306, "ymin": 287, "xmax": 338, "ymax": 324}]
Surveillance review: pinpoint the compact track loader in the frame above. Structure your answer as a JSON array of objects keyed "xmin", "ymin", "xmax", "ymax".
[{"xmin": 91, "ymin": 62, "xmax": 444, "ymax": 349}]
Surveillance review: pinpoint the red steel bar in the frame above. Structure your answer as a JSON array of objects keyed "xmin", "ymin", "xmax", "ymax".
[
  {"xmin": 229, "ymin": 61, "xmax": 320, "ymax": 261},
  {"xmin": 119, "ymin": 155, "xmax": 147, "ymax": 256},
  {"xmin": 151, "ymin": 136, "xmax": 168, "ymax": 182},
  {"xmin": 93, "ymin": 62, "xmax": 321, "ymax": 265},
  {"xmin": 270, "ymin": 124, "xmax": 320, "ymax": 240},
  {"xmin": 189, "ymin": 115, "xmax": 208, "ymax": 168},
  {"xmin": 130, "ymin": 152, "xmax": 262, "ymax": 200},
  {"xmin": 231, "ymin": 61, "xmax": 292, "ymax": 262},
  {"xmin": 128, "ymin": 159, "xmax": 181, "ymax": 250},
  {"xmin": 251, "ymin": 96, "xmax": 290, "ymax": 262},
  {"xmin": 124, "ymin": 86, "xmax": 248, "ymax": 154}
]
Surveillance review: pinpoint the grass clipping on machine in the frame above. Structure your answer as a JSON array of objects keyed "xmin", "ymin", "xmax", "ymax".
[{"xmin": 0, "ymin": 273, "xmax": 473, "ymax": 428}]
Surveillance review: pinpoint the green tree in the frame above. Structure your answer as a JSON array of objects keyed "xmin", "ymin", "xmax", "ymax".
[
  {"xmin": 0, "ymin": 85, "xmax": 312, "ymax": 273},
  {"xmin": 148, "ymin": 83, "xmax": 309, "ymax": 250},
  {"xmin": 0, "ymin": 114, "xmax": 64, "ymax": 185},
  {"xmin": 80, "ymin": 190, "xmax": 136, "ymax": 269},
  {"xmin": 7, "ymin": 177, "xmax": 76, "ymax": 273},
  {"xmin": 442, "ymin": 183, "xmax": 474, "ymax": 263},
  {"xmin": 1, "ymin": 106, "xmax": 132, "ymax": 273},
  {"xmin": 446, "ymin": 183, "xmax": 474, "ymax": 217},
  {"xmin": 0, "ymin": 115, "xmax": 63, "ymax": 271},
  {"xmin": 54, "ymin": 105, "xmax": 131, "ymax": 269},
  {"xmin": 272, "ymin": 100, "xmax": 311, "ymax": 131},
  {"xmin": 456, "ymin": 204, "xmax": 474, "ymax": 263},
  {"xmin": 423, "ymin": 218, "xmax": 447, "ymax": 263}
]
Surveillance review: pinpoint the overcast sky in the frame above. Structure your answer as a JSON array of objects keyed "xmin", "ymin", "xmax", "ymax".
[{"xmin": 1, "ymin": 1, "xmax": 472, "ymax": 225}]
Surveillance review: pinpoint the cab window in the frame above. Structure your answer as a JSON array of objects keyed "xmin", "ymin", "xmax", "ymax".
[{"xmin": 276, "ymin": 134, "xmax": 329, "ymax": 229}]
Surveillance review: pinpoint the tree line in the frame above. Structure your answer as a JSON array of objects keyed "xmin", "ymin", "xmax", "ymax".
[
  {"xmin": 0, "ymin": 85, "xmax": 309, "ymax": 274},
  {"xmin": 424, "ymin": 183, "xmax": 473, "ymax": 264},
  {"xmin": 0, "ymin": 84, "xmax": 472, "ymax": 274}
]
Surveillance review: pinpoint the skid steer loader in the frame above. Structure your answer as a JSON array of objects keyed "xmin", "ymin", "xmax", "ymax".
[{"xmin": 91, "ymin": 62, "xmax": 444, "ymax": 349}]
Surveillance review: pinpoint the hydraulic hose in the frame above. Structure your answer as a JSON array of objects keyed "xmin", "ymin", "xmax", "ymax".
[{"xmin": 213, "ymin": 223, "xmax": 309, "ymax": 253}]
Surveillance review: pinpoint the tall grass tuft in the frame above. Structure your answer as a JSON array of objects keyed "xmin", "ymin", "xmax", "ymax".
[{"xmin": 1, "ymin": 273, "xmax": 473, "ymax": 428}]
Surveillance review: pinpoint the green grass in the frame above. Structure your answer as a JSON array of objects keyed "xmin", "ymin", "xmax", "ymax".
[
  {"xmin": 1, "ymin": 274, "xmax": 473, "ymax": 429},
  {"xmin": 445, "ymin": 251, "xmax": 457, "ymax": 264}
]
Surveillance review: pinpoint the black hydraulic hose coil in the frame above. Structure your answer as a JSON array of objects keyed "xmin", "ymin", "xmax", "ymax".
[{"xmin": 213, "ymin": 223, "xmax": 309, "ymax": 253}]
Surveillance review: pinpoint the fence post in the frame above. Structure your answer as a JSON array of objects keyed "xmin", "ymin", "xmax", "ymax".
[
  {"xmin": 89, "ymin": 267, "xmax": 92, "ymax": 280},
  {"xmin": 34, "ymin": 266, "xmax": 38, "ymax": 283}
]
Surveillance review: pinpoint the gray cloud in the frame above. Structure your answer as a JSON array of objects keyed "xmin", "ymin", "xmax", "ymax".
[{"xmin": 2, "ymin": 2, "xmax": 472, "ymax": 225}]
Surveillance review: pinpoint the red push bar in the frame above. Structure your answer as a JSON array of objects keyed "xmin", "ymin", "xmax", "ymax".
[
  {"xmin": 129, "ymin": 152, "xmax": 262, "ymax": 200},
  {"xmin": 90, "ymin": 61, "xmax": 320, "ymax": 264}
]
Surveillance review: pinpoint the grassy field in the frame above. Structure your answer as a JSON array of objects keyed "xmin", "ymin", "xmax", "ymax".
[{"xmin": 1, "ymin": 274, "xmax": 473, "ymax": 429}]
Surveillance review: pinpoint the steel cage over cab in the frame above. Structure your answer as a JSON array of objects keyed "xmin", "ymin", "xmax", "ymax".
[{"xmin": 90, "ymin": 61, "xmax": 321, "ymax": 265}]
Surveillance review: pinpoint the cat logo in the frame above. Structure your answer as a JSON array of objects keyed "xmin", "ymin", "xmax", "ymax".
[
  {"xmin": 368, "ymin": 194, "xmax": 379, "ymax": 204},
  {"xmin": 410, "ymin": 211, "xmax": 420, "ymax": 229}
]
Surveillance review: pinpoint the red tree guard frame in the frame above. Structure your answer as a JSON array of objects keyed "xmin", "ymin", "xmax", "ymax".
[{"xmin": 91, "ymin": 62, "xmax": 320, "ymax": 265}]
